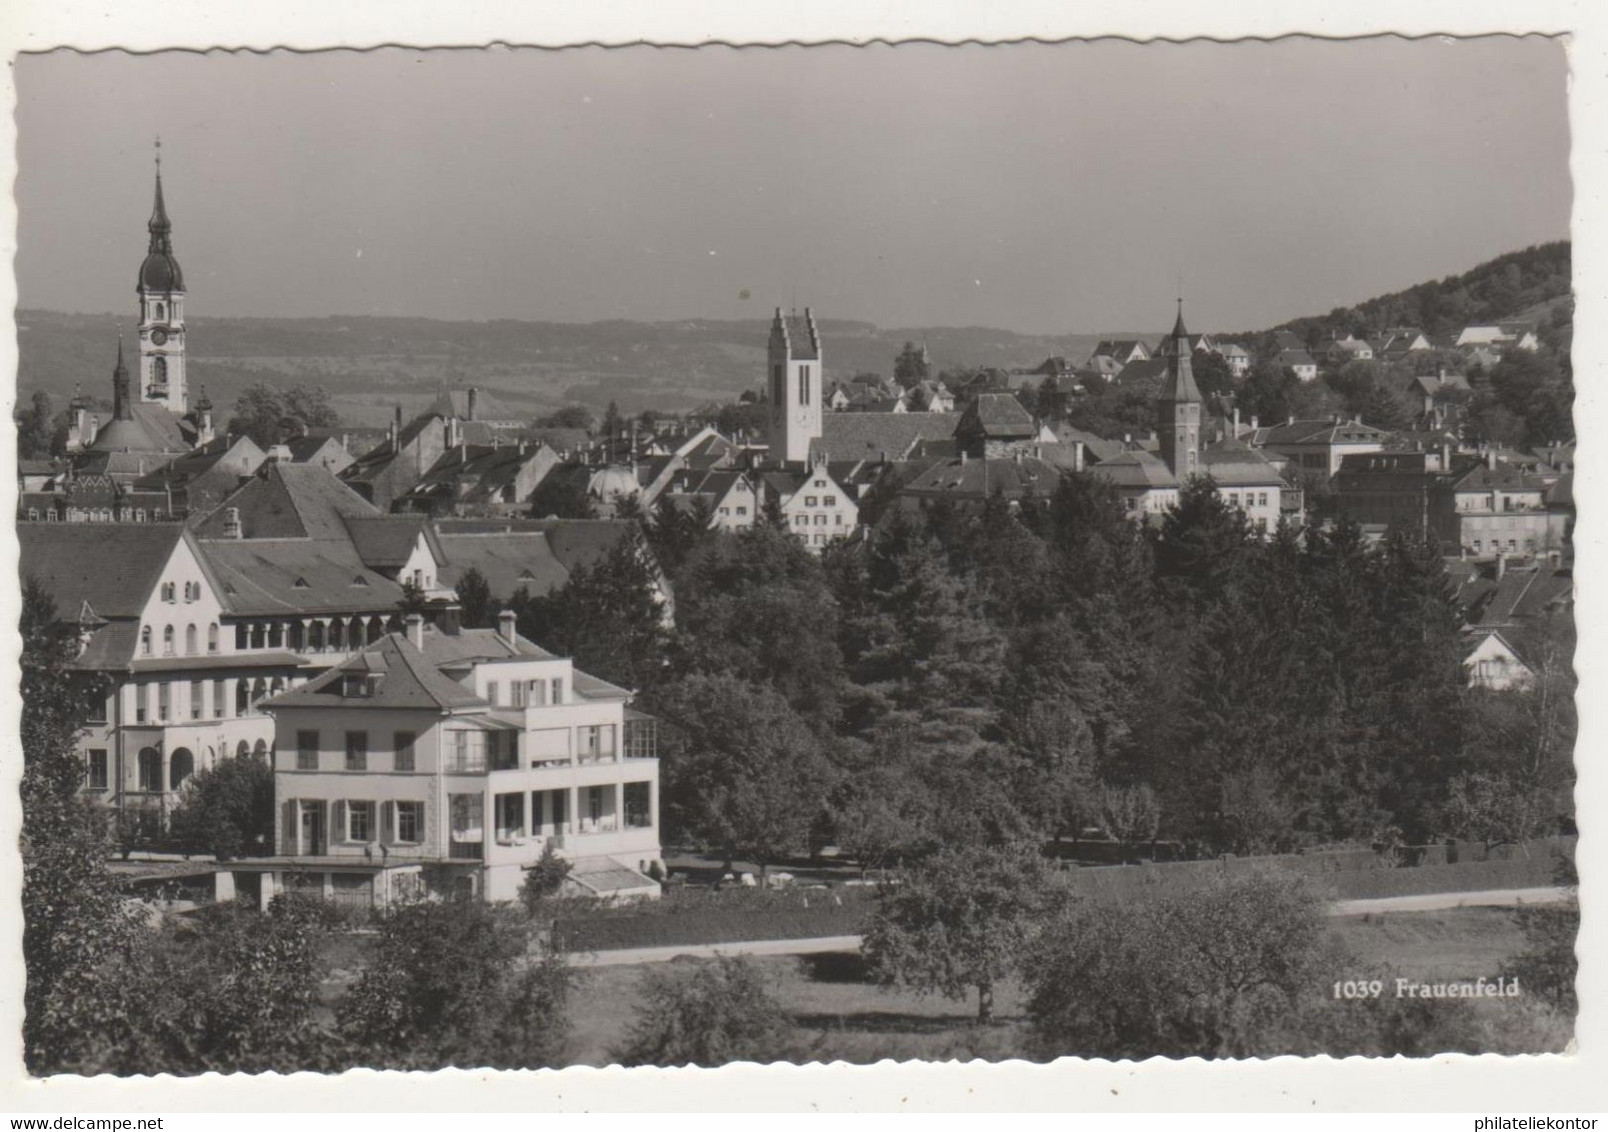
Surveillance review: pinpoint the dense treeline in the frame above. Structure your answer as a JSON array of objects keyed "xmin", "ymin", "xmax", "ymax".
[{"xmin": 520, "ymin": 474, "xmax": 1575, "ymax": 866}]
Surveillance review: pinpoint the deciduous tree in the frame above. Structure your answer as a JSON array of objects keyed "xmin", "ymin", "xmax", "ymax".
[
  {"xmin": 861, "ymin": 843, "xmax": 1051, "ymax": 1022},
  {"xmin": 614, "ymin": 955, "xmax": 799, "ymax": 1066}
]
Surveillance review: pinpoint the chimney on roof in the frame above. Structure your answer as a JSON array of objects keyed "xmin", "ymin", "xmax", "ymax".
[
  {"xmin": 467, "ymin": 387, "xmax": 479, "ymax": 422},
  {"xmin": 1233, "ymin": 406, "xmax": 1241, "ymax": 436},
  {"xmin": 499, "ymin": 609, "xmax": 517, "ymax": 645},
  {"xmin": 1288, "ymin": 415, "xmax": 1295, "ymax": 427},
  {"xmin": 1250, "ymin": 415, "xmax": 1259, "ymax": 431},
  {"xmin": 222, "ymin": 507, "xmax": 242, "ymax": 540},
  {"xmin": 404, "ymin": 612, "xmax": 425, "ymax": 651},
  {"xmin": 1488, "ymin": 448, "xmax": 1498, "ymax": 472},
  {"xmin": 1496, "ymin": 553, "xmax": 1506, "ymax": 580}
]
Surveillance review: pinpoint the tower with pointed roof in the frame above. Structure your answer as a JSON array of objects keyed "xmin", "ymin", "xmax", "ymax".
[
  {"xmin": 1156, "ymin": 300, "xmax": 1202, "ymax": 479},
  {"xmin": 136, "ymin": 141, "xmax": 188, "ymax": 414},
  {"xmin": 766, "ymin": 307, "xmax": 823, "ymax": 466}
]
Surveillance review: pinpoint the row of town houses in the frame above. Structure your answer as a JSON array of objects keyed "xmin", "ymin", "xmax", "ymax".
[
  {"xmin": 16, "ymin": 166, "xmax": 1573, "ymax": 911},
  {"xmin": 1010, "ymin": 321, "xmax": 1544, "ymax": 394}
]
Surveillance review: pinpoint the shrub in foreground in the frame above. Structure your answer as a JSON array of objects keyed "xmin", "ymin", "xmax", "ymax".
[{"xmin": 613, "ymin": 954, "xmax": 801, "ymax": 1066}]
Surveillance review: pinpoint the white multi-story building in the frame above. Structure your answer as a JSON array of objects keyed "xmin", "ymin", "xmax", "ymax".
[{"xmin": 250, "ymin": 613, "xmax": 661, "ymax": 908}]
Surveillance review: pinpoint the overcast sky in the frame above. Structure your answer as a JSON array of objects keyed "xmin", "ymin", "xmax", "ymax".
[{"xmin": 14, "ymin": 37, "xmax": 1570, "ymax": 335}]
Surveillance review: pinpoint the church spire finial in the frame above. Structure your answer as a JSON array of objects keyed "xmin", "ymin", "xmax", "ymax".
[
  {"xmin": 148, "ymin": 139, "xmax": 172, "ymax": 254},
  {"xmin": 112, "ymin": 329, "xmax": 133, "ymax": 421}
]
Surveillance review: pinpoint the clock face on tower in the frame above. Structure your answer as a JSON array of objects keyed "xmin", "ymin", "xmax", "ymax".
[{"xmin": 150, "ymin": 329, "xmax": 169, "ymax": 346}]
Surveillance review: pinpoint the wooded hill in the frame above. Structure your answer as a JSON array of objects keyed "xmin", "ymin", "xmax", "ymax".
[{"xmin": 1241, "ymin": 241, "xmax": 1572, "ymax": 346}]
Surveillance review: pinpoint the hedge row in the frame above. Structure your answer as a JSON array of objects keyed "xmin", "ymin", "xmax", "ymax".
[{"xmin": 553, "ymin": 887, "xmax": 876, "ymax": 952}]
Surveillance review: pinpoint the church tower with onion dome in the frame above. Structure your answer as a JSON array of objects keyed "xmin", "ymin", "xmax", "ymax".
[{"xmin": 136, "ymin": 141, "xmax": 188, "ymax": 414}]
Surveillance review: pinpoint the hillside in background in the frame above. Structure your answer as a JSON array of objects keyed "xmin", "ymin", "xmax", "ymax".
[
  {"xmin": 1244, "ymin": 241, "xmax": 1572, "ymax": 345},
  {"xmin": 15, "ymin": 310, "xmax": 1134, "ymax": 424}
]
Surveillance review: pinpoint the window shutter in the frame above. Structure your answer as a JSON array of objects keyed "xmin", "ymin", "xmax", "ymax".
[
  {"xmin": 282, "ymin": 800, "xmax": 297, "ymax": 855},
  {"xmin": 381, "ymin": 801, "xmax": 394, "ymax": 845},
  {"xmin": 333, "ymin": 800, "xmax": 347, "ymax": 843}
]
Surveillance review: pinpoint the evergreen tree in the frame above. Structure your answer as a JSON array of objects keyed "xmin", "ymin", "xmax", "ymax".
[
  {"xmin": 20, "ymin": 579, "xmax": 149, "ymax": 1074},
  {"xmin": 671, "ymin": 523, "xmax": 845, "ymax": 731},
  {"xmin": 453, "ymin": 566, "xmax": 496, "ymax": 629},
  {"xmin": 512, "ymin": 524, "xmax": 667, "ymax": 692}
]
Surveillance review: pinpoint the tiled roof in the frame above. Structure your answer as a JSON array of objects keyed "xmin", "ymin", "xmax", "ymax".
[
  {"xmin": 526, "ymin": 519, "xmax": 636, "ymax": 574},
  {"xmin": 1200, "ymin": 441, "xmax": 1285, "ymax": 487},
  {"xmin": 418, "ymin": 623, "xmax": 557, "ymax": 665},
  {"xmin": 77, "ymin": 622, "xmax": 141, "ymax": 671},
  {"xmin": 1112, "ymin": 356, "xmax": 1169, "ymax": 391},
  {"xmin": 900, "ymin": 454, "xmax": 1066, "ymax": 500},
  {"xmin": 197, "ymin": 539, "xmax": 403, "ymax": 615},
  {"xmin": 435, "ymin": 531, "xmax": 570, "ymax": 599},
  {"xmin": 812, "ymin": 412, "xmax": 961, "ymax": 461},
  {"xmin": 957, "ymin": 393, "xmax": 1037, "ymax": 438},
  {"xmin": 342, "ymin": 515, "xmax": 438, "ymax": 569},
  {"xmin": 1447, "ymin": 464, "xmax": 1544, "ymax": 492},
  {"xmin": 1474, "ymin": 567, "xmax": 1574, "ymax": 627},
  {"xmin": 572, "ymin": 669, "xmax": 634, "ymax": 700},
  {"xmin": 1088, "ymin": 449, "xmax": 1179, "ymax": 489},
  {"xmin": 18, "ymin": 522, "xmax": 186, "ymax": 620},
  {"xmin": 194, "ymin": 463, "xmax": 380, "ymax": 540},
  {"xmin": 88, "ymin": 415, "xmax": 171, "ymax": 455},
  {"xmin": 525, "ymin": 427, "xmax": 592, "ymax": 454},
  {"xmin": 1255, "ymin": 419, "xmax": 1390, "ymax": 447},
  {"xmin": 1053, "ymin": 423, "xmax": 1123, "ymax": 463},
  {"xmin": 401, "ymin": 443, "xmax": 553, "ymax": 505},
  {"xmin": 267, "ymin": 633, "xmax": 486, "ymax": 711}
]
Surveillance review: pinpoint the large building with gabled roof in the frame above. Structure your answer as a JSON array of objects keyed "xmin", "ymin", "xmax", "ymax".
[{"xmin": 252, "ymin": 614, "xmax": 662, "ymax": 906}]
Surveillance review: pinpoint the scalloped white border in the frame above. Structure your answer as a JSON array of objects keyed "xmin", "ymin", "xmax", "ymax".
[{"xmin": 0, "ymin": 0, "xmax": 1600, "ymax": 1115}]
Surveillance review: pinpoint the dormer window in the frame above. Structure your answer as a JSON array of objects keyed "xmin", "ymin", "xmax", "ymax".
[
  {"xmin": 351, "ymin": 575, "xmax": 368, "ymax": 587},
  {"xmin": 161, "ymin": 582, "xmax": 176, "ymax": 603},
  {"xmin": 293, "ymin": 577, "xmax": 310, "ymax": 589},
  {"xmin": 342, "ymin": 673, "xmax": 379, "ymax": 699}
]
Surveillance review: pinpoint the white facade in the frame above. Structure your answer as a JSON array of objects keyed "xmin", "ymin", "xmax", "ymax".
[
  {"xmin": 264, "ymin": 627, "xmax": 661, "ymax": 906},
  {"xmin": 779, "ymin": 466, "xmax": 859, "ymax": 552}
]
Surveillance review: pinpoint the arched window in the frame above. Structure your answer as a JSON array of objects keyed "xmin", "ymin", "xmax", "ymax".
[
  {"xmin": 140, "ymin": 626, "xmax": 152, "ymax": 656},
  {"xmin": 153, "ymin": 357, "xmax": 168, "ymax": 386},
  {"xmin": 162, "ymin": 626, "xmax": 175, "ymax": 656},
  {"xmin": 253, "ymin": 739, "xmax": 269, "ymax": 760},
  {"xmin": 207, "ymin": 624, "xmax": 219, "ymax": 654},
  {"xmin": 185, "ymin": 625, "xmax": 197, "ymax": 655},
  {"xmin": 235, "ymin": 680, "xmax": 249, "ymax": 716},
  {"xmin": 236, "ymin": 740, "xmax": 251, "ymax": 760},
  {"xmin": 170, "ymin": 748, "xmax": 194, "ymax": 791},
  {"xmin": 154, "ymin": 302, "xmax": 165, "ymax": 320}
]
